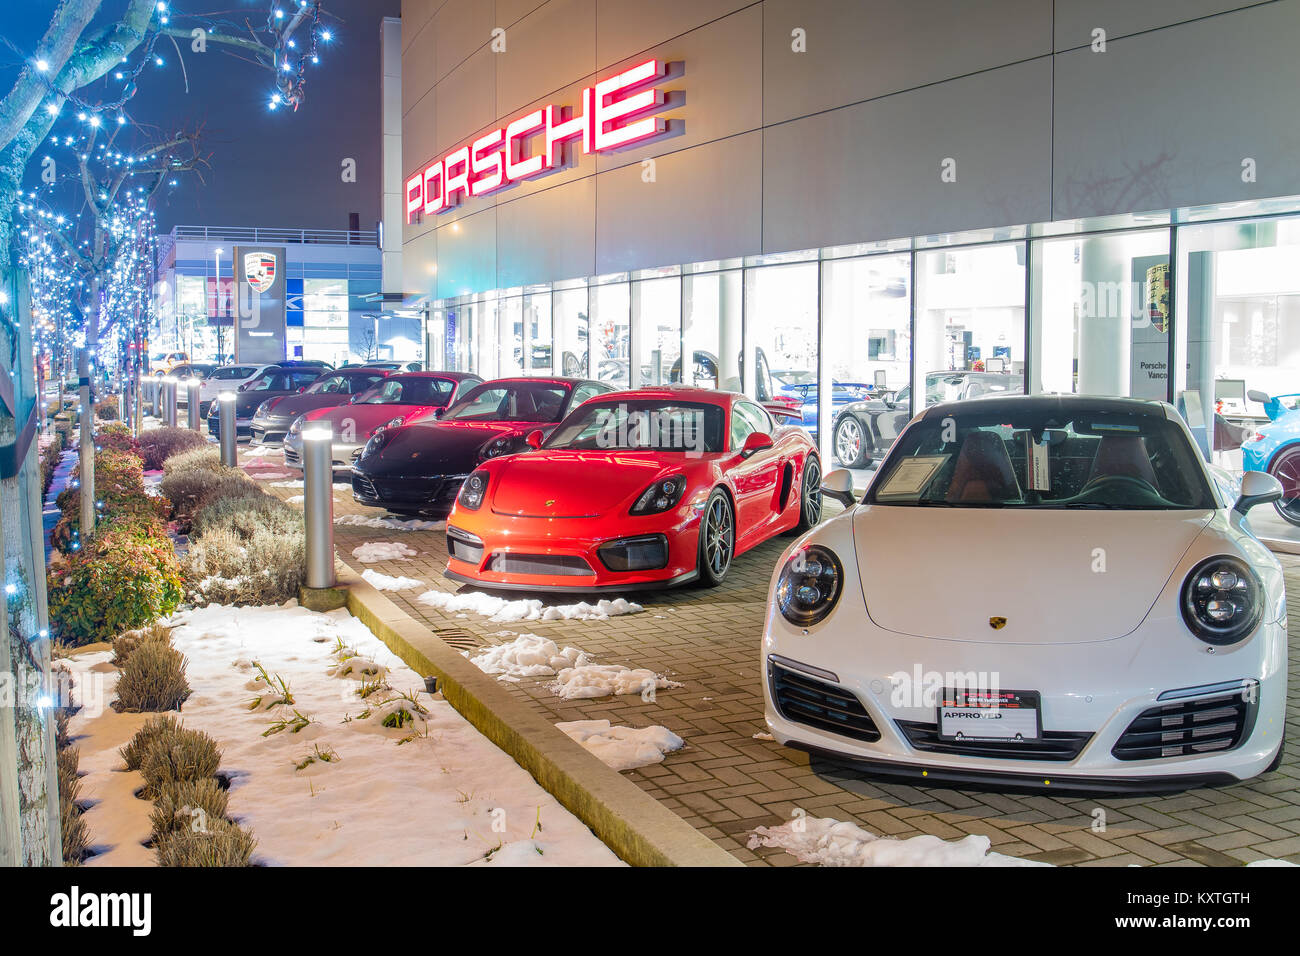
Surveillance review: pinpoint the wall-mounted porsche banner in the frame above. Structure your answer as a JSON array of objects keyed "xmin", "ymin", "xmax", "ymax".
[
  {"xmin": 232, "ymin": 246, "xmax": 288, "ymax": 365},
  {"xmin": 405, "ymin": 59, "xmax": 672, "ymax": 221}
]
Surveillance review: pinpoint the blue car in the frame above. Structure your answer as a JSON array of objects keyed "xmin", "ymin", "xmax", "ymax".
[
  {"xmin": 1241, "ymin": 388, "xmax": 1300, "ymax": 524},
  {"xmin": 771, "ymin": 371, "xmax": 871, "ymax": 436}
]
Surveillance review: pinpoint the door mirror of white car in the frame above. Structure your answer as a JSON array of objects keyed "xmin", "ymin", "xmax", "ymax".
[
  {"xmin": 741, "ymin": 432, "xmax": 774, "ymax": 458},
  {"xmin": 1235, "ymin": 470, "xmax": 1283, "ymax": 515},
  {"xmin": 1247, "ymin": 388, "xmax": 1271, "ymax": 404},
  {"xmin": 821, "ymin": 468, "xmax": 856, "ymax": 507}
]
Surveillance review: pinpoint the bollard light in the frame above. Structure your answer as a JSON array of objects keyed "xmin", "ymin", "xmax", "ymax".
[
  {"xmin": 218, "ymin": 391, "xmax": 237, "ymax": 465},
  {"xmin": 302, "ymin": 426, "xmax": 335, "ymax": 589},
  {"xmin": 186, "ymin": 380, "xmax": 202, "ymax": 431},
  {"xmin": 163, "ymin": 376, "xmax": 177, "ymax": 427}
]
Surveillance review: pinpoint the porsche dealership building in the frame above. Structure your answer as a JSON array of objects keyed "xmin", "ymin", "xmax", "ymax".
[{"xmin": 396, "ymin": 0, "xmax": 1300, "ymax": 469}]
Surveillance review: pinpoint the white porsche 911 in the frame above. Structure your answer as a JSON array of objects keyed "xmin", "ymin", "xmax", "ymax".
[{"xmin": 762, "ymin": 395, "xmax": 1288, "ymax": 791}]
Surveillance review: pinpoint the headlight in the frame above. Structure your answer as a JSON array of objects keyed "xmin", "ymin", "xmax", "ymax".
[
  {"xmin": 458, "ymin": 469, "xmax": 489, "ymax": 510},
  {"xmin": 360, "ymin": 430, "xmax": 387, "ymax": 460},
  {"xmin": 776, "ymin": 545, "xmax": 843, "ymax": 627},
  {"xmin": 630, "ymin": 475, "xmax": 687, "ymax": 515},
  {"xmin": 1181, "ymin": 556, "xmax": 1262, "ymax": 645},
  {"xmin": 287, "ymin": 416, "xmax": 305, "ymax": 439},
  {"xmin": 479, "ymin": 436, "xmax": 515, "ymax": 461},
  {"xmin": 254, "ymin": 400, "xmax": 273, "ymax": 419},
  {"xmin": 386, "ymin": 416, "xmax": 405, "ymax": 428}
]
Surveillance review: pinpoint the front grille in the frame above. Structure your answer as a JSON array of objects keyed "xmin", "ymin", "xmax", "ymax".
[
  {"xmin": 486, "ymin": 553, "xmax": 594, "ymax": 576},
  {"xmin": 283, "ymin": 446, "xmax": 301, "ymax": 467},
  {"xmin": 352, "ymin": 474, "xmax": 377, "ymax": 499},
  {"xmin": 770, "ymin": 662, "xmax": 880, "ymax": 743},
  {"xmin": 1111, "ymin": 692, "xmax": 1252, "ymax": 761},
  {"xmin": 352, "ymin": 475, "xmax": 462, "ymax": 507},
  {"xmin": 897, "ymin": 721, "xmax": 1092, "ymax": 761}
]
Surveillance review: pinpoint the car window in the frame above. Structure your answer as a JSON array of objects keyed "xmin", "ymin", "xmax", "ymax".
[
  {"xmin": 363, "ymin": 377, "xmax": 455, "ymax": 405},
  {"xmin": 547, "ymin": 400, "xmax": 725, "ymax": 453},
  {"xmin": 308, "ymin": 375, "xmax": 349, "ymax": 394},
  {"xmin": 212, "ymin": 366, "xmax": 258, "ymax": 380},
  {"xmin": 731, "ymin": 401, "xmax": 771, "ymax": 448},
  {"xmin": 571, "ymin": 384, "xmax": 606, "ymax": 407},
  {"xmin": 350, "ymin": 374, "xmax": 386, "ymax": 393},
  {"xmin": 737, "ymin": 401, "xmax": 774, "ymax": 434},
  {"xmin": 443, "ymin": 382, "xmax": 571, "ymax": 423},
  {"xmin": 292, "ymin": 372, "xmax": 321, "ymax": 390}
]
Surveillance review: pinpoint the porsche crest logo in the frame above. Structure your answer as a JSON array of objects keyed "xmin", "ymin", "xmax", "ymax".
[
  {"xmin": 244, "ymin": 252, "xmax": 277, "ymax": 293},
  {"xmin": 989, "ymin": 616, "xmax": 1007, "ymax": 630}
]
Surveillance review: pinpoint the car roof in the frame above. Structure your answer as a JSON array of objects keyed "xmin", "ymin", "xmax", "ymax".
[
  {"xmin": 471, "ymin": 376, "xmax": 594, "ymax": 388},
  {"xmin": 390, "ymin": 370, "xmax": 480, "ymax": 381},
  {"xmin": 595, "ymin": 385, "xmax": 739, "ymax": 406},
  {"xmin": 918, "ymin": 392, "xmax": 1175, "ymax": 422}
]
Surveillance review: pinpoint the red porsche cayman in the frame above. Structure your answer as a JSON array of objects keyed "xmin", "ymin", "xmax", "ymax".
[{"xmin": 443, "ymin": 388, "xmax": 823, "ymax": 592}]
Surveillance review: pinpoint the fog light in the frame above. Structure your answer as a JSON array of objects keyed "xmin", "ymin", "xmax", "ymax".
[{"xmin": 598, "ymin": 534, "xmax": 669, "ymax": 572}]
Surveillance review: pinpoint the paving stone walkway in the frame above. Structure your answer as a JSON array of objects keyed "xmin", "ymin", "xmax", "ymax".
[{"xmin": 245, "ymin": 444, "xmax": 1300, "ymax": 866}]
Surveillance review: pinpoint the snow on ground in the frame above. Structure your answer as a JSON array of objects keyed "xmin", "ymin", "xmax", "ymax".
[
  {"xmin": 556, "ymin": 720, "xmax": 684, "ymax": 771},
  {"xmin": 148, "ymin": 602, "xmax": 622, "ymax": 866},
  {"xmin": 552, "ymin": 663, "xmax": 683, "ymax": 700},
  {"xmin": 361, "ymin": 569, "xmax": 424, "ymax": 591},
  {"xmin": 285, "ymin": 495, "xmax": 304, "ymax": 505},
  {"xmin": 351, "ymin": 541, "xmax": 418, "ymax": 562},
  {"xmin": 245, "ymin": 469, "xmax": 296, "ymax": 480},
  {"xmin": 336, "ymin": 514, "xmax": 444, "ymax": 531},
  {"xmin": 418, "ymin": 589, "xmax": 642, "ymax": 623},
  {"xmin": 270, "ymin": 480, "xmax": 354, "ymax": 490},
  {"xmin": 468, "ymin": 634, "xmax": 591, "ymax": 680},
  {"xmin": 748, "ymin": 815, "xmax": 1049, "ymax": 867}
]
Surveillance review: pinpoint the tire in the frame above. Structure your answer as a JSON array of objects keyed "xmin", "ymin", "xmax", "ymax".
[
  {"xmin": 787, "ymin": 455, "xmax": 823, "ymax": 535},
  {"xmin": 833, "ymin": 414, "xmax": 871, "ymax": 469},
  {"xmin": 696, "ymin": 489, "xmax": 735, "ymax": 588},
  {"xmin": 1268, "ymin": 445, "xmax": 1300, "ymax": 526}
]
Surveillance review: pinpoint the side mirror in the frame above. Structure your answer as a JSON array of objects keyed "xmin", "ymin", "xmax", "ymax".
[
  {"xmin": 433, "ymin": 406, "xmax": 446, "ymax": 419},
  {"xmin": 1235, "ymin": 470, "xmax": 1283, "ymax": 515},
  {"xmin": 821, "ymin": 468, "xmax": 856, "ymax": 507},
  {"xmin": 1247, "ymin": 389, "xmax": 1270, "ymax": 404},
  {"xmin": 297, "ymin": 387, "xmax": 307, "ymax": 393},
  {"xmin": 741, "ymin": 432, "xmax": 774, "ymax": 457},
  {"xmin": 525, "ymin": 429, "xmax": 544, "ymax": 450}
]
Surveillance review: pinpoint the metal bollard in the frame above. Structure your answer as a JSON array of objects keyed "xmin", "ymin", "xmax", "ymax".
[
  {"xmin": 150, "ymin": 377, "xmax": 161, "ymax": 417},
  {"xmin": 302, "ymin": 426, "xmax": 335, "ymax": 589},
  {"xmin": 163, "ymin": 377, "xmax": 177, "ymax": 427},
  {"xmin": 78, "ymin": 350, "xmax": 94, "ymax": 539},
  {"xmin": 186, "ymin": 381, "xmax": 202, "ymax": 431},
  {"xmin": 218, "ymin": 392, "xmax": 237, "ymax": 466}
]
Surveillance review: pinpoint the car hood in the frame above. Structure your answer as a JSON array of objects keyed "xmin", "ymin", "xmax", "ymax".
[
  {"xmin": 303, "ymin": 402, "xmax": 430, "ymax": 438},
  {"xmin": 487, "ymin": 450, "xmax": 678, "ymax": 517},
  {"xmin": 851, "ymin": 506, "xmax": 1215, "ymax": 644},
  {"xmin": 358, "ymin": 421, "xmax": 540, "ymax": 478},
  {"xmin": 229, "ymin": 390, "xmax": 288, "ymax": 416}
]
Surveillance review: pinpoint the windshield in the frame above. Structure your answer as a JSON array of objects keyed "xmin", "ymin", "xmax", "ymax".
[
  {"xmin": 546, "ymin": 400, "xmax": 725, "ymax": 452},
  {"xmin": 245, "ymin": 372, "xmax": 280, "ymax": 391},
  {"xmin": 868, "ymin": 407, "xmax": 1215, "ymax": 510},
  {"xmin": 443, "ymin": 382, "xmax": 570, "ymax": 423},
  {"xmin": 212, "ymin": 366, "xmax": 259, "ymax": 380},
  {"xmin": 360, "ymin": 376, "xmax": 455, "ymax": 405}
]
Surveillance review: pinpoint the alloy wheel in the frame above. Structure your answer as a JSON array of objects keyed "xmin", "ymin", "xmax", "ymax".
[
  {"xmin": 1271, "ymin": 447, "xmax": 1300, "ymax": 524},
  {"xmin": 704, "ymin": 496, "xmax": 733, "ymax": 577},
  {"xmin": 835, "ymin": 417, "xmax": 863, "ymax": 466}
]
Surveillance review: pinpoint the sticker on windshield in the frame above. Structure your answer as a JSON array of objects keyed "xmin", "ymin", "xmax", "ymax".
[
  {"xmin": 1027, "ymin": 435, "xmax": 1050, "ymax": 491},
  {"xmin": 877, "ymin": 455, "xmax": 949, "ymax": 498}
]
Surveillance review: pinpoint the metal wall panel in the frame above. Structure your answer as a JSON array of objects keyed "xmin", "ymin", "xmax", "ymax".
[
  {"xmin": 497, "ymin": 177, "xmax": 598, "ymax": 287},
  {"xmin": 594, "ymin": 0, "xmax": 754, "ymax": 69},
  {"xmin": 1053, "ymin": 0, "xmax": 1270, "ymax": 48},
  {"xmin": 436, "ymin": 209, "xmax": 498, "ymax": 300},
  {"xmin": 496, "ymin": 0, "xmax": 597, "ymax": 120}
]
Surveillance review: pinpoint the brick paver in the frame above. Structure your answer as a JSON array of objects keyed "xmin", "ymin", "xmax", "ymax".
[{"xmin": 245, "ymin": 444, "xmax": 1300, "ymax": 866}]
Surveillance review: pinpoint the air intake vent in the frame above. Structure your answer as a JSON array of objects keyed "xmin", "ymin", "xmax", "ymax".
[
  {"xmin": 487, "ymin": 553, "xmax": 594, "ymax": 576},
  {"xmin": 769, "ymin": 661, "xmax": 880, "ymax": 743},
  {"xmin": 1111, "ymin": 692, "xmax": 1252, "ymax": 761},
  {"xmin": 896, "ymin": 721, "xmax": 1091, "ymax": 761}
]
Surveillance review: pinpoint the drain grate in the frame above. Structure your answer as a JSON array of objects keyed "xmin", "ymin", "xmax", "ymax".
[{"xmin": 434, "ymin": 628, "xmax": 482, "ymax": 652}]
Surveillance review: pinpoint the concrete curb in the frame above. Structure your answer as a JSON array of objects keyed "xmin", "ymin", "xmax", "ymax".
[{"xmin": 336, "ymin": 561, "xmax": 742, "ymax": 868}]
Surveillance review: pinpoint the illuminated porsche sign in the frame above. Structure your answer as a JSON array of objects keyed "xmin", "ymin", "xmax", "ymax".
[{"xmin": 405, "ymin": 59, "xmax": 671, "ymax": 222}]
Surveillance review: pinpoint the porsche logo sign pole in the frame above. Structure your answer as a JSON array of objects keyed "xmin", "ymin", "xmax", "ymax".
[{"xmin": 232, "ymin": 245, "xmax": 288, "ymax": 364}]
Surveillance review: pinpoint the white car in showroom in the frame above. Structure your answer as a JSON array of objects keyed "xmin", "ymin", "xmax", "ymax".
[{"xmin": 763, "ymin": 394, "xmax": 1287, "ymax": 791}]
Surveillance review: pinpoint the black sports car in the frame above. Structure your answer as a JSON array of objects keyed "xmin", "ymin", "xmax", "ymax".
[
  {"xmin": 207, "ymin": 363, "xmax": 331, "ymax": 441},
  {"xmin": 351, "ymin": 376, "xmax": 614, "ymax": 517}
]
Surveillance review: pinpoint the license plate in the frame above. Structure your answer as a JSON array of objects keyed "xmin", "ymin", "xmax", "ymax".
[{"xmin": 938, "ymin": 688, "xmax": 1041, "ymax": 742}]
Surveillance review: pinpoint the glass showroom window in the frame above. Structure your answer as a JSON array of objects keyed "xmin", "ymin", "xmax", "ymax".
[
  {"xmin": 743, "ymin": 259, "xmax": 818, "ymax": 405},
  {"xmin": 632, "ymin": 270, "xmax": 680, "ymax": 386},
  {"xmin": 1031, "ymin": 229, "xmax": 1170, "ymax": 400},
  {"xmin": 821, "ymin": 253, "xmax": 911, "ymax": 469},
  {"xmin": 497, "ymin": 293, "xmax": 524, "ymax": 376},
  {"xmin": 175, "ymin": 274, "xmax": 207, "ymax": 359},
  {"xmin": 468, "ymin": 291, "xmax": 499, "ymax": 378},
  {"xmin": 522, "ymin": 286, "xmax": 552, "ymax": 375},
  {"xmin": 553, "ymin": 281, "xmax": 589, "ymax": 377},
  {"xmin": 590, "ymin": 276, "xmax": 630, "ymax": 388},
  {"xmin": 302, "ymin": 278, "xmax": 350, "ymax": 364},
  {"xmin": 681, "ymin": 268, "xmax": 742, "ymax": 390},
  {"xmin": 914, "ymin": 244, "xmax": 1025, "ymax": 412},
  {"xmin": 1175, "ymin": 217, "xmax": 1300, "ymax": 469}
]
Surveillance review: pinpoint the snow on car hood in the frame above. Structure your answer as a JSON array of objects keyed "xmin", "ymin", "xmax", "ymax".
[{"xmin": 851, "ymin": 505, "xmax": 1214, "ymax": 644}]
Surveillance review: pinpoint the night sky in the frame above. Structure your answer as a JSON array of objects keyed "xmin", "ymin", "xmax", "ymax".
[{"xmin": 3, "ymin": 0, "xmax": 401, "ymax": 232}]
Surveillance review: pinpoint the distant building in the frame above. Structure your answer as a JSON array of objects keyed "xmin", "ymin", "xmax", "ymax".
[{"xmin": 153, "ymin": 224, "xmax": 423, "ymax": 367}]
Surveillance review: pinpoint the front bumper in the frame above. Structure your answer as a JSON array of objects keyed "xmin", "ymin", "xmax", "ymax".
[
  {"xmin": 351, "ymin": 470, "xmax": 467, "ymax": 516},
  {"xmin": 250, "ymin": 416, "xmax": 293, "ymax": 445},
  {"xmin": 443, "ymin": 505, "xmax": 703, "ymax": 592},
  {"xmin": 207, "ymin": 415, "xmax": 252, "ymax": 440},
  {"xmin": 284, "ymin": 437, "xmax": 361, "ymax": 472}
]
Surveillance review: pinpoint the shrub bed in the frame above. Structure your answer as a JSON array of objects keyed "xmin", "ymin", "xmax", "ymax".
[
  {"xmin": 115, "ymin": 637, "xmax": 191, "ymax": 712},
  {"xmin": 51, "ymin": 448, "xmax": 169, "ymax": 555},
  {"xmin": 94, "ymin": 396, "xmax": 119, "ymax": 421},
  {"xmin": 136, "ymin": 427, "xmax": 208, "ymax": 471},
  {"xmin": 95, "ymin": 421, "xmax": 140, "ymax": 457},
  {"xmin": 161, "ymin": 468, "xmax": 256, "ymax": 526}
]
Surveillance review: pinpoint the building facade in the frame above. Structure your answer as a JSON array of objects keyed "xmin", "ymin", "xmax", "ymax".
[
  {"xmin": 399, "ymin": 0, "xmax": 1300, "ymax": 469},
  {"xmin": 154, "ymin": 224, "xmax": 423, "ymax": 368}
]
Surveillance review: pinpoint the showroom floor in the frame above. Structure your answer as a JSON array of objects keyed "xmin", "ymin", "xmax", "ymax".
[{"xmin": 260, "ymin": 454, "xmax": 1300, "ymax": 867}]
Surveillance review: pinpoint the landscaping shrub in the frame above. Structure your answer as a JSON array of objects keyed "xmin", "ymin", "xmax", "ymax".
[
  {"xmin": 94, "ymin": 421, "xmax": 140, "ymax": 457},
  {"xmin": 190, "ymin": 491, "xmax": 302, "ymax": 541},
  {"xmin": 149, "ymin": 778, "xmax": 230, "ymax": 837},
  {"xmin": 115, "ymin": 639, "xmax": 191, "ymax": 712},
  {"xmin": 161, "ymin": 467, "xmax": 255, "ymax": 523},
  {"xmin": 120, "ymin": 714, "xmax": 184, "ymax": 771},
  {"xmin": 136, "ymin": 426, "xmax": 207, "ymax": 471},
  {"xmin": 162, "ymin": 445, "xmax": 222, "ymax": 477},
  {"xmin": 110, "ymin": 623, "xmax": 173, "ymax": 668},
  {"xmin": 40, "ymin": 433, "xmax": 66, "ymax": 499},
  {"xmin": 153, "ymin": 818, "xmax": 255, "ymax": 867},
  {"xmin": 51, "ymin": 447, "xmax": 169, "ymax": 553},
  {"xmin": 94, "ymin": 396, "xmax": 119, "ymax": 421},
  {"xmin": 138, "ymin": 727, "xmax": 221, "ymax": 798},
  {"xmin": 49, "ymin": 519, "xmax": 184, "ymax": 645},
  {"xmin": 185, "ymin": 523, "xmax": 307, "ymax": 607},
  {"xmin": 57, "ymin": 745, "xmax": 88, "ymax": 865}
]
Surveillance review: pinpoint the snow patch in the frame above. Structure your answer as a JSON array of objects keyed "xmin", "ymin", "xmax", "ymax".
[
  {"xmin": 556, "ymin": 720, "xmax": 684, "ymax": 771},
  {"xmin": 417, "ymin": 589, "xmax": 642, "ymax": 623},
  {"xmin": 468, "ymin": 634, "xmax": 590, "ymax": 680},
  {"xmin": 336, "ymin": 514, "xmax": 443, "ymax": 531},
  {"xmin": 361, "ymin": 569, "xmax": 424, "ymax": 591},
  {"xmin": 351, "ymin": 541, "xmax": 418, "ymax": 562},
  {"xmin": 552, "ymin": 663, "xmax": 682, "ymax": 700},
  {"xmin": 747, "ymin": 815, "xmax": 1050, "ymax": 867}
]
